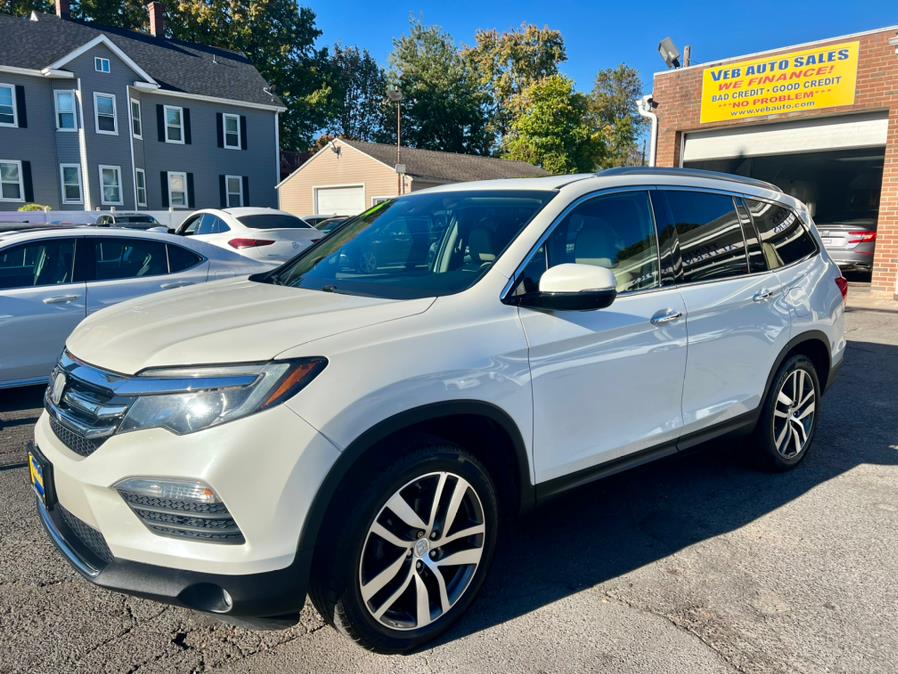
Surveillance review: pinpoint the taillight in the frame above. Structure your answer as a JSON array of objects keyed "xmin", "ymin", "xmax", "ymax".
[
  {"xmin": 847, "ymin": 230, "xmax": 876, "ymax": 244},
  {"xmin": 228, "ymin": 238, "xmax": 275, "ymax": 249},
  {"xmin": 835, "ymin": 276, "xmax": 848, "ymax": 301}
]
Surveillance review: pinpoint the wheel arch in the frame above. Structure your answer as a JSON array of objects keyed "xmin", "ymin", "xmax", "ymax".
[
  {"xmin": 763, "ymin": 330, "xmax": 832, "ymax": 402},
  {"xmin": 296, "ymin": 401, "xmax": 534, "ymax": 586}
]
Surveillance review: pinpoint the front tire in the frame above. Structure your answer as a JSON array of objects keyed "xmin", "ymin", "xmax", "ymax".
[
  {"xmin": 754, "ymin": 354, "xmax": 820, "ymax": 470},
  {"xmin": 310, "ymin": 441, "xmax": 499, "ymax": 653}
]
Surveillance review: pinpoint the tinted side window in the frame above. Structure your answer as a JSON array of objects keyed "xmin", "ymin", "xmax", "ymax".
[
  {"xmin": 167, "ymin": 244, "xmax": 203, "ymax": 273},
  {"xmin": 180, "ymin": 214, "xmax": 201, "ymax": 235},
  {"xmin": 0, "ymin": 239, "xmax": 76, "ymax": 289},
  {"xmin": 197, "ymin": 214, "xmax": 229, "ymax": 235},
  {"xmin": 655, "ymin": 190, "xmax": 747, "ymax": 283},
  {"xmin": 519, "ymin": 191, "xmax": 660, "ymax": 293},
  {"xmin": 736, "ymin": 198, "xmax": 766, "ymax": 274},
  {"xmin": 745, "ymin": 199, "xmax": 817, "ymax": 269},
  {"xmin": 92, "ymin": 238, "xmax": 168, "ymax": 280}
]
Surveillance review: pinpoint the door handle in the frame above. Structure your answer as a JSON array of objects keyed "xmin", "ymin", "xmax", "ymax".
[
  {"xmin": 160, "ymin": 281, "xmax": 193, "ymax": 289},
  {"xmin": 753, "ymin": 289, "xmax": 773, "ymax": 302},
  {"xmin": 42, "ymin": 295, "xmax": 79, "ymax": 305},
  {"xmin": 650, "ymin": 309, "xmax": 684, "ymax": 326}
]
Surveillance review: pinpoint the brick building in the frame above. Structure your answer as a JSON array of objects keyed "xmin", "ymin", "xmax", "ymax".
[{"xmin": 649, "ymin": 26, "xmax": 898, "ymax": 298}]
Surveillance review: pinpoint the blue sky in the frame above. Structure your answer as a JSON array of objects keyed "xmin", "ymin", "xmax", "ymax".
[{"xmin": 312, "ymin": 0, "xmax": 897, "ymax": 94}]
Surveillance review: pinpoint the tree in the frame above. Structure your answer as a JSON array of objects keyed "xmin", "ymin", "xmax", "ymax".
[
  {"xmin": 463, "ymin": 23, "xmax": 566, "ymax": 146},
  {"xmin": 167, "ymin": 1, "xmax": 331, "ymax": 151},
  {"xmin": 323, "ymin": 45, "xmax": 387, "ymax": 142},
  {"xmin": 0, "ymin": 0, "xmax": 52, "ymax": 15},
  {"xmin": 503, "ymin": 75, "xmax": 605, "ymax": 174},
  {"xmin": 589, "ymin": 64, "xmax": 647, "ymax": 168},
  {"xmin": 383, "ymin": 19, "xmax": 491, "ymax": 154},
  {"xmin": 71, "ymin": 0, "xmax": 148, "ymax": 29}
]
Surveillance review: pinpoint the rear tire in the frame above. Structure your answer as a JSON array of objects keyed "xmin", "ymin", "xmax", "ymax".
[
  {"xmin": 310, "ymin": 441, "xmax": 499, "ymax": 654},
  {"xmin": 754, "ymin": 354, "xmax": 820, "ymax": 471}
]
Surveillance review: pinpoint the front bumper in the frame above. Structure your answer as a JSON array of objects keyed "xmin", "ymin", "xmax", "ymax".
[
  {"xmin": 33, "ymin": 399, "xmax": 341, "ymax": 619},
  {"xmin": 36, "ymin": 494, "xmax": 309, "ymax": 621}
]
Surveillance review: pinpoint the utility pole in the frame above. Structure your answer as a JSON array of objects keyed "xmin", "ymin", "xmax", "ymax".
[{"xmin": 387, "ymin": 87, "xmax": 404, "ymax": 195}]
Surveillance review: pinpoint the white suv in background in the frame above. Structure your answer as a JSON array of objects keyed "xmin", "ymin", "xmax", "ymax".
[{"xmin": 30, "ymin": 168, "xmax": 846, "ymax": 653}]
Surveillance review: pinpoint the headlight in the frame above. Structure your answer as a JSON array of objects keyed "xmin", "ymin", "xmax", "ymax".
[{"xmin": 117, "ymin": 358, "xmax": 326, "ymax": 435}]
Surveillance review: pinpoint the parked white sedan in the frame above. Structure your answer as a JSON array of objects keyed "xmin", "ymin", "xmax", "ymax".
[
  {"xmin": 174, "ymin": 208, "xmax": 322, "ymax": 264},
  {"xmin": 0, "ymin": 227, "xmax": 269, "ymax": 389}
]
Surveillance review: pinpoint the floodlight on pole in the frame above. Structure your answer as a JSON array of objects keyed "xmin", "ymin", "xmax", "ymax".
[{"xmin": 658, "ymin": 37, "xmax": 682, "ymax": 69}]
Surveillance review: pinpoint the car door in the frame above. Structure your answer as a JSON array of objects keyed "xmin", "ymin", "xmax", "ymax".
[
  {"xmin": 512, "ymin": 189, "xmax": 689, "ymax": 483},
  {"xmin": 0, "ymin": 237, "xmax": 86, "ymax": 385},
  {"xmin": 651, "ymin": 189, "xmax": 792, "ymax": 436},
  {"xmin": 82, "ymin": 236, "xmax": 207, "ymax": 315}
]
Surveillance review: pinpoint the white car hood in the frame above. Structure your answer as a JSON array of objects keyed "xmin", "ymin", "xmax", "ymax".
[{"xmin": 66, "ymin": 278, "xmax": 434, "ymax": 375}]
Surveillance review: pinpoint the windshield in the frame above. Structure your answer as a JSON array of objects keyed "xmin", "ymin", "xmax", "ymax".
[
  {"xmin": 238, "ymin": 214, "xmax": 312, "ymax": 230},
  {"xmin": 266, "ymin": 190, "xmax": 555, "ymax": 299}
]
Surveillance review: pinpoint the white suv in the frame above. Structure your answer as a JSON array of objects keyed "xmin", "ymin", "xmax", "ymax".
[{"xmin": 30, "ymin": 168, "xmax": 846, "ymax": 653}]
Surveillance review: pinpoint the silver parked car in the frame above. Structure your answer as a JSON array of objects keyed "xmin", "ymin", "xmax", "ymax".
[
  {"xmin": 0, "ymin": 227, "xmax": 270, "ymax": 389},
  {"xmin": 816, "ymin": 218, "xmax": 877, "ymax": 274}
]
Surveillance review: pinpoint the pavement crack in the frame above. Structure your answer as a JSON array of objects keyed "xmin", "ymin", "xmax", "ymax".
[{"xmin": 600, "ymin": 590, "xmax": 746, "ymax": 674}]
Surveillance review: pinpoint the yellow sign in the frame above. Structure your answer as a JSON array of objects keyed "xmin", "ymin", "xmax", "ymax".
[{"xmin": 700, "ymin": 41, "xmax": 859, "ymax": 124}]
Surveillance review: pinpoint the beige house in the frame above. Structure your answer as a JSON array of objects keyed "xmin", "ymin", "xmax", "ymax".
[{"xmin": 277, "ymin": 138, "xmax": 549, "ymax": 217}]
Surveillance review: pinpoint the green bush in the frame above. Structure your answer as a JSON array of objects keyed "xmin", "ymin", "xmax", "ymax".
[{"xmin": 18, "ymin": 203, "xmax": 51, "ymax": 212}]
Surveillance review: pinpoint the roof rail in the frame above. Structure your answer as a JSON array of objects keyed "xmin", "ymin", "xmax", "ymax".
[{"xmin": 598, "ymin": 166, "xmax": 781, "ymax": 193}]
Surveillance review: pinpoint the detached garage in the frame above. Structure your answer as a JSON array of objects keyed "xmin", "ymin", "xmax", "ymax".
[
  {"xmin": 277, "ymin": 138, "xmax": 547, "ymax": 218},
  {"xmin": 650, "ymin": 26, "xmax": 898, "ymax": 299}
]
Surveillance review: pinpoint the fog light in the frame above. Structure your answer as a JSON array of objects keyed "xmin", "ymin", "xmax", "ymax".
[{"xmin": 115, "ymin": 477, "xmax": 244, "ymax": 544}]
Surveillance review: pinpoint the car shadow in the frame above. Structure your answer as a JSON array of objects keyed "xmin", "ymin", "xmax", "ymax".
[
  {"xmin": 0, "ymin": 384, "xmax": 45, "ymax": 417},
  {"xmin": 432, "ymin": 337, "xmax": 898, "ymax": 647}
]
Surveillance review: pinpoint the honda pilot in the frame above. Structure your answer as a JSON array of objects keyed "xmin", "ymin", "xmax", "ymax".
[{"xmin": 30, "ymin": 168, "xmax": 846, "ymax": 653}]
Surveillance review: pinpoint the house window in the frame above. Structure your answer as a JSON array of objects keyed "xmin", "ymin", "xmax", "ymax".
[
  {"xmin": 59, "ymin": 164, "xmax": 82, "ymax": 204},
  {"xmin": 98, "ymin": 165, "xmax": 123, "ymax": 205},
  {"xmin": 225, "ymin": 175, "xmax": 243, "ymax": 207},
  {"xmin": 167, "ymin": 171, "xmax": 188, "ymax": 207},
  {"xmin": 164, "ymin": 105, "xmax": 184, "ymax": 143},
  {"xmin": 54, "ymin": 90, "xmax": 76, "ymax": 131},
  {"xmin": 95, "ymin": 57, "xmax": 110, "ymax": 73},
  {"xmin": 222, "ymin": 113, "xmax": 241, "ymax": 149},
  {"xmin": 135, "ymin": 168, "xmax": 147, "ymax": 207},
  {"xmin": 94, "ymin": 92, "xmax": 117, "ymax": 134},
  {"xmin": 0, "ymin": 84, "xmax": 16, "ymax": 127},
  {"xmin": 0, "ymin": 160, "xmax": 24, "ymax": 202},
  {"xmin": 130, "ymin": 98, "xmax": 142, "ymax": 139},
  {"xmin": 371, "ymin": 196, "xmax": 391, "ymax": 206}
]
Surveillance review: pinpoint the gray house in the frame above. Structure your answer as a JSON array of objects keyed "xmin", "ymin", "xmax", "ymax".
[{"xmin": 0, "ymin": 2, "xmax": 283, "ymax": 214}]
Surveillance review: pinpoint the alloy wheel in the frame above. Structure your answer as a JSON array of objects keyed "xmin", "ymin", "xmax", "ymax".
[
  {"xmin": 773, "ymin": 368, "xmax": 816, "ymax": 458},
  {"xmin": 358, "ymin": 471, "xmax": 486, "ymax": 631}
]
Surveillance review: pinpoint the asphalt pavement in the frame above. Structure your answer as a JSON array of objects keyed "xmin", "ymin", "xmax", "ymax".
[{"xmin": 0, "ymin": 306, "xmax": 896, "ymax": 673}]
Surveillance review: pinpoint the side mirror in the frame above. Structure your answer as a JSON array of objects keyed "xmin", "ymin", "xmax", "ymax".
[{"xmin": 518, "ymin": 263, "xmax": 617, "ymax": 311}]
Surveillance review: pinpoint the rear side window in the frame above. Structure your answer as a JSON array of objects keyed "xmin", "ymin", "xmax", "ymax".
[
  {"xmin": 0, "ymin": 239, "xmax": 76, "ymax": 289},
  {"xmin": 91, "ymin": 237, "xmax": 168, "ymax": 280},
  {"xmin": 238, "ymin": 214, "xmax": 311, "ymax": 230},
  {"xmin": 653, "ymin": 190, "xmax": 747, "ymax": 283},
  {"xmin": 167, "ymin": 244, "xmax": 203, "ymax": 272},
  {"xmin": 197, "ymin": 214, "xmax": 229, "ymax": 235},
  {"xmin": 745, "ymin": 199, "xmax": 817, "ymax": 269}
]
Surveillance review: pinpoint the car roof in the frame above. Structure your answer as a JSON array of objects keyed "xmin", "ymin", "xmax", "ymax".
[
  {"xmin": 0, "ymin": 226, "xmax": 202, "ymax": 249},
  {"xmin": 414, "ymin": 168, "xmax": 796, "ymax": 208},
  {"xmin": 219, "ymin": 207, "xmax": 297, "ymax": 217}
]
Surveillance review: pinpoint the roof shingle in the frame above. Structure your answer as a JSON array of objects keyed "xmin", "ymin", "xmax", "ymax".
[
  {"xmin": 0, "ymin": 12, "xmax": 280, "ymax": 107},
  {"xmin": 341, "ymin": 139, "xmax": 549, "ymax": 182}
]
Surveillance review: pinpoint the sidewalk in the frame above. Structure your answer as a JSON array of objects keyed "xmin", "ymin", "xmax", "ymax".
[{"xmin": 846, "ymin": 283, "xmax": 898, "ymax": 312}]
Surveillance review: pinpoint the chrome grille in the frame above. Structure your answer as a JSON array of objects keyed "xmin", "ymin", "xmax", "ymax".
[
  {"xmin": 44, "ymin": 353, "xmax": 130, "ymax": 458},
  {"xmin": 58, "ymin": 504, "xmax": 114, "ymax": 563}
]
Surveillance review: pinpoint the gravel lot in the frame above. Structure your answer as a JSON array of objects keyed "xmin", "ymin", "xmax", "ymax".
[{"xmin": 1, "ymin": 306, "xmax": 896, "ymax": 673}]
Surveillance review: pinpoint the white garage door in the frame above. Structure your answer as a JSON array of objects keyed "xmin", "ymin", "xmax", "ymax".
[
  {"xmin": 315, "ymin": 186, "xmax": 365, "ymax": 216},
  {"xmin": 683, "ymin": 111, "xmax": 889, "ymax": 163}
]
